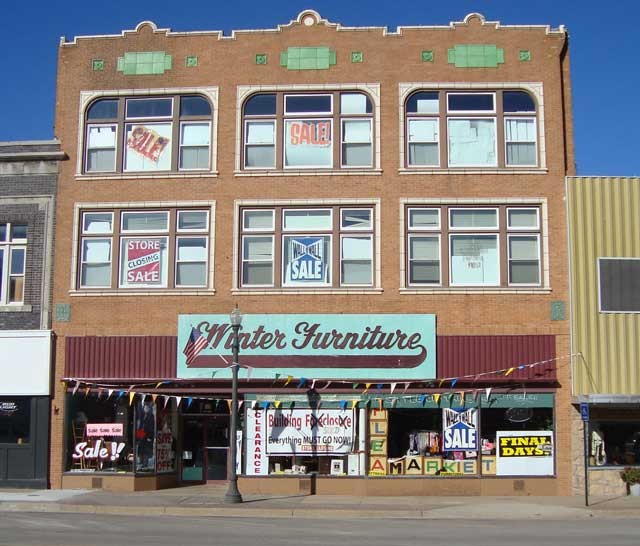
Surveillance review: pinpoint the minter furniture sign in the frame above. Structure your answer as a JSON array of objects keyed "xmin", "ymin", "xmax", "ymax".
[{"xmin": 177, "ymin": 314, "xmax": 436, "ymax": 380}]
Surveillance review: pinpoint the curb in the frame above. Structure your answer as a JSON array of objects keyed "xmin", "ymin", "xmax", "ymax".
[{"xmin": 0, "ymin": 501, "xmax": 637, "ymax": 520}]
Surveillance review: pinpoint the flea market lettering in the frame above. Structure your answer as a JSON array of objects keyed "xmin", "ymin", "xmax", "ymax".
[{"xmin": 198, "ymin": 321, "xmax": 424, "ymax": 352}]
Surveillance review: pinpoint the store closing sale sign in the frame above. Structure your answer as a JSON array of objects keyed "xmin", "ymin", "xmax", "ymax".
[
  {"xmin": 496, "ymin": 430, "xmax": 554, "ymax": 476},
  {"xmin": 123, "ymin": 238, "xmax": 164, "ymax": 284}
]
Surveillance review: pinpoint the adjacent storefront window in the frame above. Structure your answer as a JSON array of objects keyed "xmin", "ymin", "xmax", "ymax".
[
  {"xmin": 65, "ymin": 395, "xmax": 177, "ymax": 475},
  {"xmin": 0, "ymin": 397, "xmax": 31, "ymax": 444},
  {"xmin": 588, "ymin": 409, "xmax": 640, "ymax": 467}
]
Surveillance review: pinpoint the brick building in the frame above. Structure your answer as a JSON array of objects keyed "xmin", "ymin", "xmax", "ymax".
[
  {"xmin": 51, "ymin": 11, "xmax": 574, "ymax": 495},
  {"xmin": 0, "ymin": 140, "xmax": 64, "ymax": 487}
]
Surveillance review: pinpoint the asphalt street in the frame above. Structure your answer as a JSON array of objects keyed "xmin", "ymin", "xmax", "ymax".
[{"xmin": 0, "ymin": 512, "xmax": 639, "ymax": 546}]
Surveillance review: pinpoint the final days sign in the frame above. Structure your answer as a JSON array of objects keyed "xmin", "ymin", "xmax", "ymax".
[{"xmin": 442, "ymin": 408, "xmax": 478, "ymax": 451}]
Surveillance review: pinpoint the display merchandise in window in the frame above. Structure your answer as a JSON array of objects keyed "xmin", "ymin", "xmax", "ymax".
[
  {"xmin": 405, "ymin": 89, "xmax": 538, "ymax": 168},
  {"xmin": 83, "ymin": 95, "xmax": 213, "ymax": 174},
  {"xmin": 242, "ymin": 91, "xmax": 374, "ymax": 170},
  {"xmin": 589, "ymin": 421, "xmax": 640, "ymax": 467}
]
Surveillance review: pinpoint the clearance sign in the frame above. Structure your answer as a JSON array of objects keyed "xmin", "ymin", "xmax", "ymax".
[
  {"xmin": 496, "ymin": 431, "xmax": 554, "ymax": 476},
  {"xmin": 284, "ymin": 120, "xmax": 332, "ymax": 167}
]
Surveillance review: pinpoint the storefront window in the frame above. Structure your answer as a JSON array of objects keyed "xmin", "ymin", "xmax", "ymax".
[
  {"xmin": 589, "ymin": 421, "xmax": 640, "ymax": 467},
  {"xmin": 135, "ymin": 399, "xmax": 156, "ymax": 473},
  {"xmin": 66, "ymin": 396, "xmax": 134, "ymax": 473},
  {"xmin": 156, "ymin": 400, "xmax": 178, "ymax": 473},
  {"xmin": 0, "ymin": 397, "xmax": 31, "ymax": 444}
]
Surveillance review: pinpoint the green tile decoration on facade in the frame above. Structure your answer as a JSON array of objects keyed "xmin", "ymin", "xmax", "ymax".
[
  {"xmin": 351, "ymin": 51, "xmax": 363, "ymax": 63},
  {"xmin": 116, "ymin": 51, "xmax": 173, "ymax": 75},
  {"xmin": 185, "ymin": 55, "xmax": 198, "ymax": 67},
  {"xmin": 550, "ymin": 301, "xmax": 566, "ymax": 321},
  {"xmin": 55, "ymin": 303, "xmax": 71, "ymax": 322},
  {"xmin": 255, "ymin": 54, "xmax": 268, "ymax": 65},
  {"xmin": 91, "ymin": 59, "xmax": 105, "ymax": 71},
  {"xmin": 447, "ymin": 45, "xmax": 504, "ymax": 68},
  {"xmin": 280, "ymin": 47, "xmax": 337, "ymax": 70},
  {"xmin": 519, "ymin": 50, "xmax": 531, "ymax": 62},
  {"xmin": 421, "ymin": 50, "xmax": 434, "ymax": 62}
]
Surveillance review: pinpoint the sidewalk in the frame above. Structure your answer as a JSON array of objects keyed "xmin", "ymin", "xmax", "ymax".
[{"xmin": 1, "ymin": 485, "xmax": 639, "ymax": 520}]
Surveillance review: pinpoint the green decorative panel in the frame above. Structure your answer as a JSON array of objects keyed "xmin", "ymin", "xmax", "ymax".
[
  {"xmin": 280, "ymin": 47, "xmax": 337, "ymax": 70},
  {"xmin": 116, "ymin": 51, "xmax": 173, "ymax": 75},
  {"xmin": 185, "ymin": 55, "xmax": 198, "ymax": 67},
  {"xmin": 255, "ymin": 54, "xmax": 268, "ymax": 65},
  {"xmin": 351, "ymin": 51, "xmax": 363, "ymax": 63},
  {"xmin": 91, "ymin": 59, "xmax": 105, "ymax": 71},
  {"xmin": 447, "ymin": 44, "xmax": 504, "ymax": 68},
  {"xmin": 55, "ymin": 303, "xmax": 71, "ymax": 322},
  {"xmin": 421, "ymin": 50, "xmax": 434, "ymax": 63},
  {"xmin": 519, "ymin": 50, "xmax": 531, "ymax": 62},
  {"xmin": 550, "ymin": 301, "xmax": 566, "ymax": 321}
]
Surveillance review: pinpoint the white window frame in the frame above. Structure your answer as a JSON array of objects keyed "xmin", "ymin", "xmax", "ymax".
[
  {"xmin": 340, "ymin": 234, "xmax": 373, "ymax": 287},
  {"xmin": 242, "ymin": 209, "xmax": 275, "ymax": 232},
  {"xmin": 504, "ymin": 117, "xmax": 538, "ymax": 167},
  {"xmin": 340, "ymin": 208, "xmax": 373, "ymax": 231},
  {"xmin": 244, "ymin": 120, "xmax": 276, "ymax": 170},
  {"xmin": 176, "ymin": 210, "xmax": 209, "ymax": 233},
  {"xmin": 407, "ymin": 118, "xmax": 440, "ymax": 167},
  {"xmin": 241, "ymin": 235, "xmax": 275, "ymax": 288},
  {"xmin": 447, "ymin": 117, "xmax": 498, "ymax": 168},
  {"xmin": 449, "ymin": 233, "xmax": 501, "ymax": 287},
  {"xmin": 507, "ymin": 207, "xmax": 540, "ymax": 230},
  {"xmin": 449, "ymin": 208, "xmax": 499, "ymax": 231},
  {"xmin": 79, "ymin": 238, "xmax": 112, "ymax": 289},
  {"xmin": 175, "ymin": 236, "xmax": 208, "ymax": 287},
  {"xmin": 120, "ymin": 211, "xmax": 170, "ymax": 233},
  {"xmin": 446, "ymin": 92, "xmax": 496, "ymax": 114},
  {"xmin": 85, "ymin": 123, "xmax": 117, "ymax": 173},
  {"xmin": 282, "ymin": 208, "xmax": 333, "ymax": 232},
  {"xmin": 340, "ymin": 118, "xmax": 373, "ymax": 168},
  {"xmin": 123, "ymin": 121, "xmax": 173, "ymax": 173},
  {"xmin": 82, "ymin": 211, "xmax": 114, "ymax": 234},
  {"xmin": 408, "ymin": 207, "xmax": 441, "ymax": 231},
  {"xmin": 283, "ymin": 118, "xmax": 333, "ymax": 169},
  {"xmin": 0, "ymin": 223, "xmax": 27, "ymax": 305},
  {"xmin": 407, "ymin": 233, "xmax": 441, "ymax": 287},
  {"xmin": 178, "ymin": 121, "xmax": 212, "ymax": 171},
  {"xmin": 507, "ymin": 233, "xmax": 541, "ymax": 287},
  {"xmin": 124, "ymin": 97, "xmax": 174, "ymax": 120},
  {"xmin": 284, "ymin": 94, "xmax": 333, "ymax": 116}
]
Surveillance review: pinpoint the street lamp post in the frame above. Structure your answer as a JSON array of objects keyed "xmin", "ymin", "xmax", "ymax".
[{"xmin": 224, "ymin": 306, "xmax": 243, "ymax": 504}]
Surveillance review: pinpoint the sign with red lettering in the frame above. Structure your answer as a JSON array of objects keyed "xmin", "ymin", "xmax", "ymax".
[
  {"xmin": 284, "ymin": 120, "xmax": 332, "ymax": 167},
  {"xmin": 86, "ymin": 423, "xmax": 124, "ymax": 437},
  {"xmin": 122, "ymin": 238, "xmax": 164, "ymax": 285},
  {"xmin": 245, "ymin": 409, "xmax": 268, "ymax": 475},
  {"xmin": 266, "ymin": 408, "xmax": 354, "ymax": 455},
  {"xmin": 127, "ymin": 125, "xmax": 170, "ymax": 163}
]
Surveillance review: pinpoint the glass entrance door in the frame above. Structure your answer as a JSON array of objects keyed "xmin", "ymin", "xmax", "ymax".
[
  {"xmin": 205, "ymin": 418, "xmax": 229, "ymax": 481},
  {"xmin": 181, "ymin": 418, "xmax": 204, "ymax": 482}
]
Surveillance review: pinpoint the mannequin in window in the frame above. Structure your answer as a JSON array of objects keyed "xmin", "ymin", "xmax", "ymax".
[{"xmin": 591, "ymin": 425, "xmax": 606, "ymax": 466}]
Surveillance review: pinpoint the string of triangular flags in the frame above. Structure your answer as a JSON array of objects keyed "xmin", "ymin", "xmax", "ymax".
[{"xmin": 63, "ymin": 352, "xmax": 577, "ymax": 411}]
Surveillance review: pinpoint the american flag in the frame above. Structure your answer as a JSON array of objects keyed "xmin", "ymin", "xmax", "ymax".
[{"xmin": 183, "ymin": 327, "xmax": 208, "ymax": 365}]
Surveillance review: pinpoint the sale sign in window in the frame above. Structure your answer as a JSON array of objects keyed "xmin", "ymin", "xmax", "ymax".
[{"xmin": 120, "ymin": 237, "xmax": 168, "ymax": 287}]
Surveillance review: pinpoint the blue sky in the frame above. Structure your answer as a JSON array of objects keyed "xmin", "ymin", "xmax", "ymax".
[{"xmin": 0, "ymin": 0, "xmax": 636, "ymax": 175}]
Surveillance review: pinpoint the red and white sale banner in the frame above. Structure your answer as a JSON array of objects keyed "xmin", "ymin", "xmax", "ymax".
[
  {"xmin": 127, "ymin": 125, "xmax": 170, "ymax": 163},
  {"xmin": 125, "ymin": 238, "xmax": 163, "ymax": 284}
]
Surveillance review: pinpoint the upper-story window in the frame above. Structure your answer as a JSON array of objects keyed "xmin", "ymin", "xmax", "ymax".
[
  {"xmin": 77, "ymin": 206, "xmax": 213, "ymax": 291},
  {"xmin": 84, "ymin": 95, "xmax": 212, "ymax": 174},
  {"xmin": 239, "ymin": 205, "xmax": 375, "ymax": 289},
  {"xmin": 405, "ymin": 90, "xmax": 538, "ymax": 168},
  {"xmin": 406, "ymin": 205, "xmax": 542, "ymax": 288},
  {"xmin": 0, "ymin": 223, "xmax": 27, "ymax": 304},
  {"xmin": 242, "ymin": 92, "xmax": 374, "ymax": 170}
]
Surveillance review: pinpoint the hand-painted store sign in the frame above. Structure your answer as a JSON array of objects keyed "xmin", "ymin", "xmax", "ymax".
[{"xmin": 177, "ymin": 314, "xmax": 436, "ymax": 380}]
